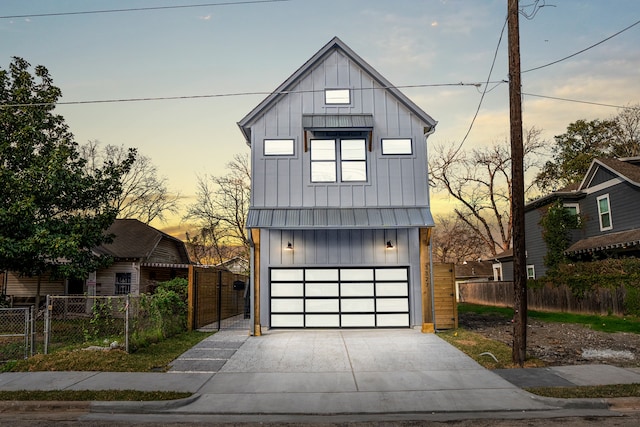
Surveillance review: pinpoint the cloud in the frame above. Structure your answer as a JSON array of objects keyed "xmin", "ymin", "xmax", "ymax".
[
  {"xmin": 431, "ymin": 21, "xmax": 439, "ymax": 27},
  {"xmin": 199, "ymin": 15, "xmax": 212, "ymax": 21}
]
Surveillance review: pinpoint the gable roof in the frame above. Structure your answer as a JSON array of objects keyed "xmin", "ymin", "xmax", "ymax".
[
  {"xmin": 237, "ymin": 36, "xmax": 437, "ymax": 145},
  {"xmin": 94, "ymin": 219, "xmax": 190, "ymax": 263},
  {"xmin": 580, "ymin": 157, "xmax": 640, "ymax": 190}
]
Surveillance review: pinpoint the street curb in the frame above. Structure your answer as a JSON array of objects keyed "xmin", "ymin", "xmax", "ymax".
[
  {"xmin": 0, "ymin": 400, "xmax": 92, "ymax": 413},
  {"xmin": 528, "ymin": 394, "xmax": 610, "ymax": 410},
  {"xmin": 89, "ymin": 393, "xmax": 201, "ymax": 413}
]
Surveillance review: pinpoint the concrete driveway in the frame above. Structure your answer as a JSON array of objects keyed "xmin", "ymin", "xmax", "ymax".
[{"xmin": 167, "ymin": 328, "xmax": 576, "ymax": 415}]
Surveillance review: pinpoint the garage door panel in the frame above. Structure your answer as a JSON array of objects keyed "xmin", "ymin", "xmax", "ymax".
[
  {"xmin": 272, "ymin": 283, "xmax": 303, "ymax": 297},
  {"xmin": 306, "ymin": 314, "xmax": 340, "ymax": 327},
  {"xmin": 341, "ymin": 298, "xmax": 375, "ymax": 312},
  {"xmin": 341, "ymin": 314, "xmax": 376, "ymax": 327},
  {"xmin": 271, "ymin": 298, "xmax": 303, "ymax": 313},
  {"xmin": 306, "ymin": 299, "xmax": 339, "ymax": 312},
  {"xmin": 306, "ymin": 283, "xmax": 339, "ymax": 297},
  {"xmin": 377, "ymin": 313, "xmax": 410, "ymax": 327},
  {"xmin": 376, "ymin": 298, "xmax": 409, "ymax": 312},
  {"xmin": 376, "ymin": 282, "xmax": 408, "ymax": 297},
  {"xmin": 271, "ymin": 314, "xmax": 304, "ymax": 328},
  {"xmin": 340, "ymin": 283, "xmax": 374, "ymax": 296},
  {"xmin": 375, "ymin": 268, "xmax": 408, "ymax": 281}
]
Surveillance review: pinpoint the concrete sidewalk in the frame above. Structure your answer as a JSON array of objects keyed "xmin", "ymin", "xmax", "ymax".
[{"xmin": 1, "ymin": 329, "xmax": 639, "ymax": 417}]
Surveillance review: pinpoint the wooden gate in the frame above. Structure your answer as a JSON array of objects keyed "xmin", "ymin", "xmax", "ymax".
[
  {"xmin": 188, "ymin": 266, "xmax": 249, "ymax": 331},
  {"xmin": 433, "ymin": 263, "xmax": 458, "ymax": 329}
]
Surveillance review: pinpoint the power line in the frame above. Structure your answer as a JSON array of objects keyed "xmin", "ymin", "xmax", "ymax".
[
  {"xmin": 0, "ymin": 0, "xmax": 292, "ymax": 19},
  {"xmin": 450, "ymin": 14, "xmax": 509, "ymax": 157},
  {"xmin": 0, "ymin": 82, "xmax": 490, "ymax": 108},
  {"xmin": 523, "ymin": 92, "xmax": 636, "ymax": 110},
  {"xmin": 523, "ymin": 19, "xmax": 640, "ymax": 73}
]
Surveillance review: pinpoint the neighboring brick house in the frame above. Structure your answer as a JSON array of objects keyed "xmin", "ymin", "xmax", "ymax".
[
  {"xmin": 4, "ymin": 219, "xmax": 192, "ymax": 305},
  {"xmin": 494, "ymin": 157, "xmax": 640, "ymax": 281},
  {"xmin": 238, "ymin": 37, "xmax": 439, "ymax": 333}
]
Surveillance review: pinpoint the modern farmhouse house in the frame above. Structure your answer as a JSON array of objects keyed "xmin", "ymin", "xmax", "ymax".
[{"xmin": 238, "ymin": 37, "xmax": 438, "ymax": 334}]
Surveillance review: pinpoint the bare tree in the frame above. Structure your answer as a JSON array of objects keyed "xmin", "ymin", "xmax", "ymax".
[
  {"xmin": 432, "ymin": 214, "xmax": 488, "ymax": 264},
  {"xmin": 184, "ymin": 153, "xmax": 250, "ymax": 265},
  {"xmin": 80, "ymin": 140, "xmax": 180, "ymax": 224},
  {"xmin": 612, "ymin": 104, "xmax": 640, "ymax": 157},
  {"xmin": 429, "ymin": 127, "xmax": 548, "ymax": 256}
]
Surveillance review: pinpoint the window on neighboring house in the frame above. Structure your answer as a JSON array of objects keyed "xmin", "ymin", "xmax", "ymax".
[
  {"xmin": 527, "ymin": 265, "xmax": 535, "ymax": 280},
  {"xmin": 597, "ymin": 194, "xmax": 613, "ymax": 231},
  {"xmin": 310, "ymin": 138, "xmax": 367, "ymax": 182},
  {"xmin": 492, "ymin": 264, "xmax": 502, "ymax": 281},
  {"xmin": 324, "ymin": 88, "xmax": 350, "ymax": 105},
  {"xmin": 381, "ymin": 138, "xmax": 413, "ymax": 155},
  {"xmin": 264, "ymin": 139, "xmax": 295, "ymax": 156},
  {"xmin": 115, "ymin": 272, "xmax": 131, "ymax": 295}
]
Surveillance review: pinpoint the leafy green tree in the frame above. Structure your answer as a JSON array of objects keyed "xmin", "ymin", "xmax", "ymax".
[
  {"xmin": 534, "ymin": 119, "xmax": 617, "ymax": 192},
  {"xmin": 539, "ymin": 199, "xmax": 581, "ymax": 272},
  {"xmin": 0, "ymin": 57, "xmax": 135, "ymax": 297}
]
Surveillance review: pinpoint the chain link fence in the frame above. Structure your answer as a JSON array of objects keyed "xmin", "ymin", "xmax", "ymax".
[{"xmin": 0, "ymin": 307, "xmax": 35, "ymax": 361}]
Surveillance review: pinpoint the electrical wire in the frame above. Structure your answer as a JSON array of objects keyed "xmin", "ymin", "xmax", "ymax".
[
  {"xmin": 0, "ymin": 0, "xmax": 292, "ymax": 19},
  {"xmin": 523, "ymin": 19, "xmax": 640, "ymax": 73},
  {"xmin": 523, "ymin": 92, "xmax": 637, "ymax": 110},
  {"xmin": 0, "ymin": 82, "xmax": 491, "ymax": 108},
  {"xmin": 450, "ymin": 14, "xmax": 509, "ymax": 158}
]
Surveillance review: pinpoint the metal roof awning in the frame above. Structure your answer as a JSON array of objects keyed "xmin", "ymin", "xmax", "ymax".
[
  {"xmin": 565, "ymin": 229, "xmax": 640, "ymax": 255},
  {"xmin": 140, "ymin": 262, "xmax": 192, "ymax": 269},
  {"xmin": 246, "ymin": 208, "xmax": 434, "ymax": 229},
  {"xmin": 302, "ymin": 114, "xmax": 374, "ymax": 131}
]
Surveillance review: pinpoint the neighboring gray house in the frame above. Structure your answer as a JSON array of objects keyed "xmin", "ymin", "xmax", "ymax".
[
  {"xmin": 494, "ymin": 157, "xmax": 640, "ymax": 281},
  {"xmin": 238, "ymin": 37, "xmax": 438, "ymax": 333}
]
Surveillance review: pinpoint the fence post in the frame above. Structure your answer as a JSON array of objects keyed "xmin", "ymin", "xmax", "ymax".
[
  {"xmin": 30, "ymin": 305, "xmax": 35, "ymax": 357},
  {"xmin": 44, "ymin": 295, "xmax": 51, "ymax": 355},
  {"xmin": 125, "ymin": 295, "xmax": 130, "ymax": 353}
]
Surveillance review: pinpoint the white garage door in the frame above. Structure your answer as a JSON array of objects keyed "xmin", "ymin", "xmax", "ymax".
[{"xmin": 270, "ymin": 267, "xmax": 409, "ymax": 328}]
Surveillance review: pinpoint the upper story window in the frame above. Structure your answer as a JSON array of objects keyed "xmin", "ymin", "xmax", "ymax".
[
  {"xmin": 310, "ymin": 138, "xmax": 366, "ymax": 182},
  {"xmin": 264, "ymin": 139, "xmax": 295, "ymax": 156},
  {"xmin": 381, "ymin": 138, "xmax": 413, "ymax": 155},
  {"xmin": 324, "ymin": 89, "xmax": 350, "ymax": 105},
  {"xmin": 597, "ymin": 194, "xmax": 613, "ymax": 231}
]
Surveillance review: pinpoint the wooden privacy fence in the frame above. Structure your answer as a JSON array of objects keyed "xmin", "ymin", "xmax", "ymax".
[
  {"xmin": 458, "ymin": 281, "xmax": 627, "ymax": 316},
  {"xmin": 188, "ymin": 266, "xmax": 250, "ymax": 330}
]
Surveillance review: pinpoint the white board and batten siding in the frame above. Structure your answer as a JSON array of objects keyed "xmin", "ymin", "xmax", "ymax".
[{"xmin": 250, "ymin": 48, "xmax": 431, "ymax": 210}]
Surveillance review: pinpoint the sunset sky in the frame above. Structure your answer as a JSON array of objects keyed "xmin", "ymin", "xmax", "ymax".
[{"xmin": 2, "ymin": 0, "xmax": 639, "ymax": 239}]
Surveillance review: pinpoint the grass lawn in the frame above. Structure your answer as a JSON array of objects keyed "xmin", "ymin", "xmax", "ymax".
[
  {"xmin": 457, "ymin": 303, "xmax": 640, "ymax": 333},
  {"xmin": 0, "ymin": 330, "xmax": 212, "ymax": 401}
]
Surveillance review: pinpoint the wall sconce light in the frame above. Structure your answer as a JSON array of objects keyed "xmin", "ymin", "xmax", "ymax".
[
  {"xmin": 285, "ymin": 241, "xmax": 293, "ymax": 251},
  {"xmin": 386, "ymin": 240, "xmax": 394, "ymax": 249}
]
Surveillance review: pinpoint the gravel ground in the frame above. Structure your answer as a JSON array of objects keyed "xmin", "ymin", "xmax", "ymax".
[{"xmin": 459, "ymin": 312, "xmax": 640, "ymax": 367}]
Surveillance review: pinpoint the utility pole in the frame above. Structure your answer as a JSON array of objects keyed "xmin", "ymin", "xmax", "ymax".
[{"xmin": 507, "ymin": 0, "xmax": 527, "ymax": 366}]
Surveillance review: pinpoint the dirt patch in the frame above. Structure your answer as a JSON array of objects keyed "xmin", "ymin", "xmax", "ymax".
[{"xmin": 459, "ymin": 312, "xmax": 640, "ymax": 367}]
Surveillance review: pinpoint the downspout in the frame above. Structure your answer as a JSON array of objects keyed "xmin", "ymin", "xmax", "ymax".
[{"xmin": 248, "ymin": 229, "xmax": 256, "ymax": 336}]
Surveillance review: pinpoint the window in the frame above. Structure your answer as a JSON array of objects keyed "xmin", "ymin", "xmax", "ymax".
[
  {"xmin": 325, "ymin": 89, "xmax": 350, "ymax": 105},
  {"xmin": 115, "ymin": 272, "xmax": 131, "ymax": 295},
  {"xmin": 264, "ymin": 139, "xmax": 294, "ymax": 156},
  {"xmin": 597, "ymin": 194, "xmax": 612, "ymax": 231},
  {"xmin": 492, "ymin": 264, "xmax": 502, "ymax": 281},
  {"xmin": 382, "ymin": 138, "xmax": 413, "ymax": 155},
  {"xmin": 310, "ymin": 138, "xmax": 367, "ymax": 182},
  {"xmin": 563, "ymin": 203, "xmax": 579, "ymax": 216},
  {"xmin": 527, "ymin": 265, "xmax": 535, "ymax": 280}
]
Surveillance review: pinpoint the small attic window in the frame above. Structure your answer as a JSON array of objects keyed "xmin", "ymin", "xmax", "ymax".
[
  {"xmin": 264, "ymin": 139, "xmax": 295, "ymax": 156},
  {"xmin": 325, "ymin": 89, "xmax": 350, "ymax": 105}
]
